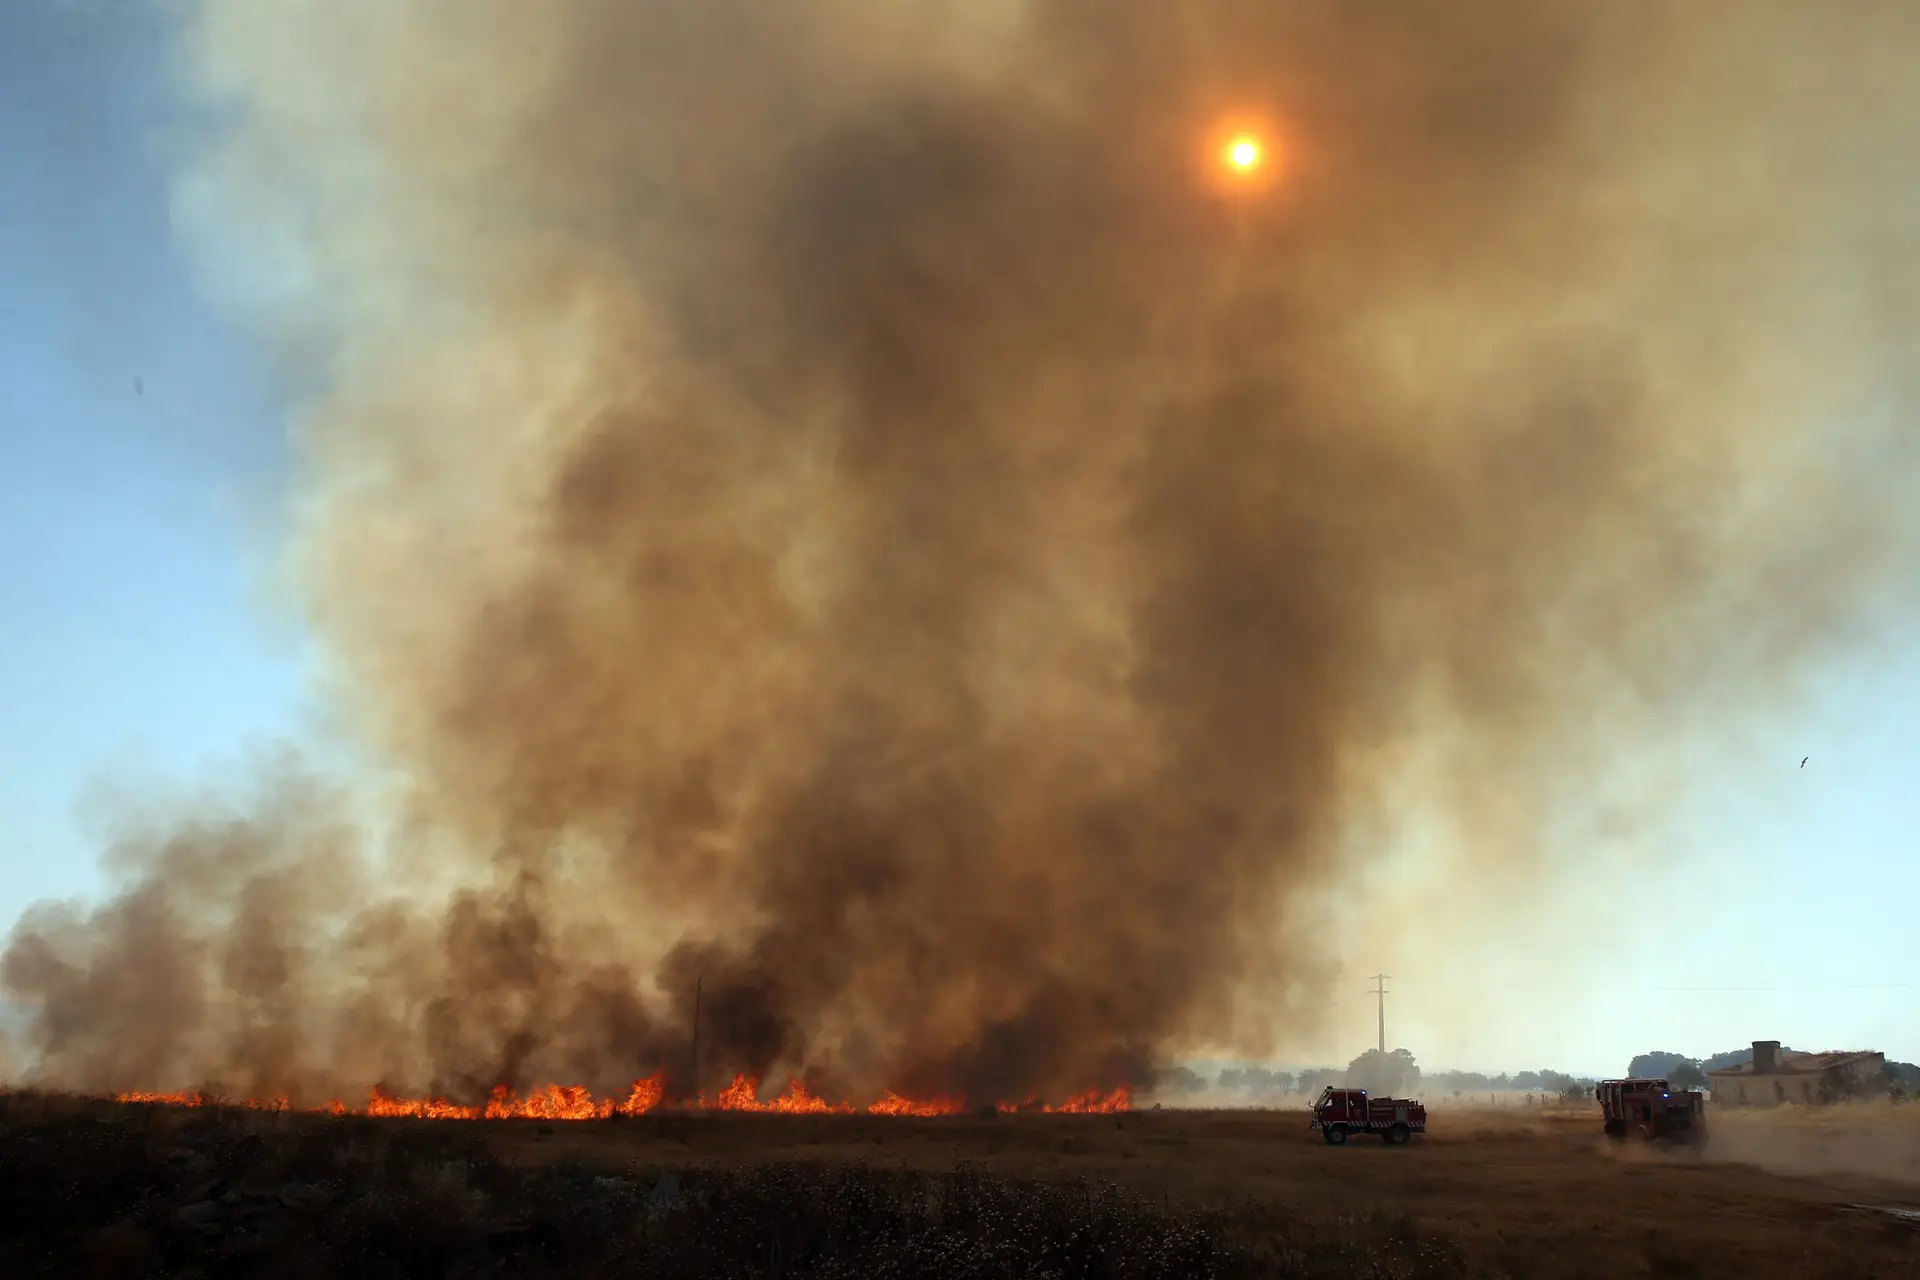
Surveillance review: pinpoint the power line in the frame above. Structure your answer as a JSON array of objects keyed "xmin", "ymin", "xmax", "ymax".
[
  {"xmin": 1336, "ymin": 981, "xmax": 1911, "ymax": 994},
  {"xmin": 1344, "ymin": 990, "xmax": 1912, "ymax": 997},
  {"xmin": 1264, "ymin": 979, "xmax": 1910, "ymax": 994},
  {"xmin": 1643, "ymin": 984, "xmax": 1911, "ymax": 992}
]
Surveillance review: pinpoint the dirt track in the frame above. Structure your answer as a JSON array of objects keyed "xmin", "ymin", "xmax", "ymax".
[{"xmin": 488, "ymin": 1105, "xmax": 1920, "ymax": 1277}]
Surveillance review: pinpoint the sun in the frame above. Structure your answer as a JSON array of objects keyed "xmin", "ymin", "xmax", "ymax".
[
  {"xmin": 1200, "ymin": 117, "xmax": 1283, "ymax": 197},
  {"xmin": 1224, "ymin": 134, "xmax": 1262, "ymax": 173}
]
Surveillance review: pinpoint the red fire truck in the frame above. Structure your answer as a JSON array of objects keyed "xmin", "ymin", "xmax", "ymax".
[
  {"xmin": 1309, "ymin": 1086, "xmax": 1427, "ymax": 1145},
  {"xmin": 1594, "ymin": 1078, "xmax": 1706, "ymax": 1143}
]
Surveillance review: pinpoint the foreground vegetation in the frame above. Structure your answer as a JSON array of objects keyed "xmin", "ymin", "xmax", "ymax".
[
  {"xmin": 0, "ymin": 1090, "xmax": 1466, "ymax": 1279},
  {"xmin": 0, "ymin": 1090, "xmax": 1908, "ymax": 1278}
]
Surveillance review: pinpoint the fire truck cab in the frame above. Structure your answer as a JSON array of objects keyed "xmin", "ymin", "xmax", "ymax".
[
  {"xmin": 1309, "ymin": 1086, "xmax": 1427, "ymax": 1145},
  {"xmin": 1595, "ymin": 1077, "xmax": 1706, "ymax": 1143}
]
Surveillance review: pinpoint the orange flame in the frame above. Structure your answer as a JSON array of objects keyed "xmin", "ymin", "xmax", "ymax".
[
  {"xmin": 113, "ymin": 1072, "xmax": 1128, "ymax": 1120},
  {"xmin": 765, "ymin": 1079, "xmax": 852, "ymax": 1114},
  {"xmin": 867, "ymin": 1091, "xmax": 967, "ymax": 1116},
  {"xmin": 118, "ymin": 1091, "xmax": 207, "ymax": 1107},
  {"xmin": 366, "ymin": 1086, "xmax": 479, "ymax": 1120},
  {"xmin": 615, "ymin": 1074, "xmax": 666, "ymax": 1116},
  {"xmin": 698, "ymin": 1074, "xmax": 856, "ymax": 1114},
  {"xmin": 1046, "ymin": 1085, "xmax": 1132, "ymax": 1114}
]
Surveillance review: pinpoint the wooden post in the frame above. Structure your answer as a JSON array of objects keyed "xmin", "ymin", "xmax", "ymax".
[{"xmin": 688, "ymin": 974, "xmax": 703, "ymax": 1104}]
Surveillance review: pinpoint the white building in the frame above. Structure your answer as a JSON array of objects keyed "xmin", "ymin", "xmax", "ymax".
[{"xmin": 1707, "ymin": 1039, "xmax": 1885, "ymax": 1107}]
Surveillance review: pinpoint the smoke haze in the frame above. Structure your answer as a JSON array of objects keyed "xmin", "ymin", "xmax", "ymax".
[{"xmin": 6, "ymin": 1, "xmax": 1919, "ymax": 1105}]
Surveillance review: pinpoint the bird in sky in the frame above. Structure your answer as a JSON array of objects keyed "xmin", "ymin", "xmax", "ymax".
[{"xmin": 1800, "ymin": 757, "xmax": 1808, "ymax": 768}]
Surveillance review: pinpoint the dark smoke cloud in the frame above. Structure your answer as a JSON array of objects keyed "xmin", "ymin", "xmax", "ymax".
[{"xmin": 6, "ymin": 1, "xmax": 1919, "ymax": 1104}]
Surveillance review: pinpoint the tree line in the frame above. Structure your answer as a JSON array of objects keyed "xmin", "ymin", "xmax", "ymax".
[
  {"xmin": 1170, "ymin": 1049, "xmax": 1595, "ymax": 1104},
  {"xmin": 1160, "ymin": 1045, "xmax": 1920, "ymax": 1105},
  {"xmin": 1628, "ymin": 1047, "xmax": 1920, "ymax": 1100}
]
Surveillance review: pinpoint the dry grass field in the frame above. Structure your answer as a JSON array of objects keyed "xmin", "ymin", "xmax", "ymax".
[{"xmin": 1, "ymin": 1091, "xmax": 1915, "ymax": 1277}]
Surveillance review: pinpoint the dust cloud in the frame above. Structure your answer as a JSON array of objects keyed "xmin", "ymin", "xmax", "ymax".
[
  {"xmin": 1700, "ymin": 1106, "xmax": 1920, "ymax": 1192},
  {"xmin": 6, "ymin": 1, "xmax": 1920, "ymax": 1106}
]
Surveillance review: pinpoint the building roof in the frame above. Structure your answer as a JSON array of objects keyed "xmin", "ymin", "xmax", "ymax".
[{"xmin": 1706, "ymin": 1050, "xmax": 1882, "ymax": 1078}]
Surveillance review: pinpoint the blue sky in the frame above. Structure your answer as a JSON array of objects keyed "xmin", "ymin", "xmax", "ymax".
[
  {"xmin": 0, "ymin": 1, "xmax": 1913, "ymax": 1080},
  {"xmin": 0, "ymin": 0, "xmax": 308, "ymax": 912}
]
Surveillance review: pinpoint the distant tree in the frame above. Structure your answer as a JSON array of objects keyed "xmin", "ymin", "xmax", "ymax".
[
  {"xmin": 1251, "ymin": 1067, "xmax": 1295, "ymax": 1095},
  {"xmin": 1295, "ymin": 1067, "xmax": 1341, "ymax": 1096},
  {"xmin": 1885, "ymin": 1062, "xmax": 1916, "ymax": 1104},
  {"xmin": 1346, "ymin": 1048, "xmax": 1420, "ymax": 1097},
  {"xmin": 1667, "ymin": 1061, "xmax": 1707, "ymax": 1090},
  {"xmin": 1697, "ymin": 1045, "xmax": 1807, "ymax": 1073},
  {"xmin": 1816, "ymin": 1073, "xmax": 1840, "ymax": 1105},
  {"xmin": 1627, "ymin": 1051, "xmax": 1692, "ymax": 1079},
  {"xmin": 1213, "ymin": 1066, "xmax": 1294, "ymax": 1099},
  {"xmin": 1560, "ymin": 1079, "xmax": 1596, "ymax": 1107},
  {"xmin": 1157, "ymin": 1066, "xmax": 1208, "ymax": 1096}
]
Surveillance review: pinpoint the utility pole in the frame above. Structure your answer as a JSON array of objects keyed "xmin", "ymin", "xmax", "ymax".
[{"xmin": 1369, "ymin": 973, "xmax": 1391, "ymax": 1055}]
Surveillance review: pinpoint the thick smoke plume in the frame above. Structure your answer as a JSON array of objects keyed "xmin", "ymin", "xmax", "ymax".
[{"xmin": 6, "ymin": 1, "xmax": 1919, "ymax": 1105}]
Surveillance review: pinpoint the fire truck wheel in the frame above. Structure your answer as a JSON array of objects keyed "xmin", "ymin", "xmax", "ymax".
[
  {"xmin": 1324, "ymin": 1124, "xmax": 1348, "ymax": 1145},
  {"xmin": 1388, "ymin": 1124, "xmax": 1409, "ymax": 1145}
]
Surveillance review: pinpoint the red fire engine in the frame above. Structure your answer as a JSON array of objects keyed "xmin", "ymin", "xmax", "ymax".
[
  {"xmin": 1309, "ymin": 1086, "xmax": 1427, "ymax": 1145},
  {"xmin": 1594, "ymin": 1078, "xmax": 1707, "ymax": 1143}
]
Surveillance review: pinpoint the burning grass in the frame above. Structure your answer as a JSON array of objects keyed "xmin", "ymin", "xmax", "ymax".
[
  {"xmin": 0, "ymin": 1089, "xmax": 1461, "ymax": 1279},
  {"xmin": 107, "ymin": 1076, "xmax": 1131, "ymax": 1121},
  {"xmin": 1, "ymin": 1090, "xmax": 1909, "ymax": 1278}
]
